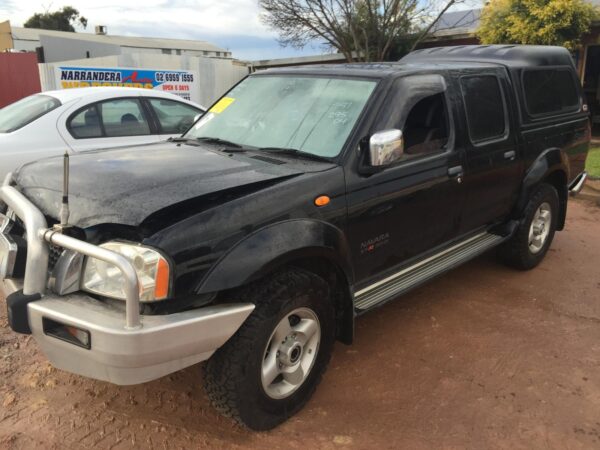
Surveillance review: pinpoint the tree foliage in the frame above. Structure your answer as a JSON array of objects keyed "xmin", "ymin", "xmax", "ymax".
[
  {"xmin": 24, "ymin": 6, "xmax": 88, "ymax": 32},
  {"xmin": 260, "ymin": 0, "xmax": 461, "ymax": 62},
  {"xmin": 477, "ymin": 0, "xmax": 597, "ymax": 50}
]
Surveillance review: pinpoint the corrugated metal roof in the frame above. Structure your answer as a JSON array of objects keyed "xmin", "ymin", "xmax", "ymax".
[
  {"xmin": 11, "ymin": 26, "xmax": 227, "ymax": 53},
  {"xmin": 432, "ymin": 9, "xmax": 481, "ymax": 33},
  {"xmin": 432, "ymin": 1, "xmax": 600, "ymax": 37}
]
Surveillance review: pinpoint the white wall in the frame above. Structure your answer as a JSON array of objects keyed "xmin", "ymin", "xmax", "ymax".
[
  {"xmin": 39, "ymin": 53, "xmax": 250, "ymax": 106},
  {"xmin": 40, "ymin": 35, "xmax": 121, "ymax": 63}
]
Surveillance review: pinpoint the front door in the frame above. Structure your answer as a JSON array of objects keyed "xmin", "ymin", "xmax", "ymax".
[{"xmin": 345, "ymin": 74, "xmax": 467, "ymax": 288}]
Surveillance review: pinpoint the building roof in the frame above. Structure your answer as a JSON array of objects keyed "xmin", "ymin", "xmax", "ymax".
[
  {"xmin": 11, "ymin": 26, "xmax": 227, "ymax": 53},
  {"xmin": 430, "ymin": 1, "xmax": 600, "ymax": 40},
  {"xmin": 430, "ymin": 9, "xmax": 481, "ymax": 37}
]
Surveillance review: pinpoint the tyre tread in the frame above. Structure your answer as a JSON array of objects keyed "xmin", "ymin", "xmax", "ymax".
[
  {"xmin": 500, "ymin": 183, "xmax": 559, "ymax": 270},
  {"xmin": 203, "ymin": 268, "xmax": 331, "ymax": 429}
]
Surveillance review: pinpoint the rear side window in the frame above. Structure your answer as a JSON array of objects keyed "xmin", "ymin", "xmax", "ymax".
[
  {"xmin": 98, "ymin": 99, "xmax": 150, "ymax": 137},
  {"xmin": 460, "ymin": 75, "xmax": 507, "ymax": 143},
  {"xmin": 69, "ymin": 105, "xmax": 102, "ymax": 138},
  {"xmin": 522, "ymin": 69, "xmax": 579, "ymax": 116}
]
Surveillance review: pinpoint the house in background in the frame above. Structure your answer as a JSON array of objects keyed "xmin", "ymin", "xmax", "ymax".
[{"xmin": 419, "ymin": 1, "xmax": 600, "ymax": 133}]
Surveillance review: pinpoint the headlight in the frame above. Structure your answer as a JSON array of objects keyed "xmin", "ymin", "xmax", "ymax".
[{"xmin": 82, "ymin": 242, "xmax": 170, "ymax": 302}]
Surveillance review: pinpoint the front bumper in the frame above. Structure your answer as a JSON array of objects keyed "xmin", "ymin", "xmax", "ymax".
[
  {"xmin": 1, "ymin": 279, "xmax": 254, "ymax": 385},
  {"xmin": 1, "ymin": 176, "xmax": 255, "ymax": 385},
  {"xmin": 29, "ymin": 294, "xmax": 253, "ymax": 385}
]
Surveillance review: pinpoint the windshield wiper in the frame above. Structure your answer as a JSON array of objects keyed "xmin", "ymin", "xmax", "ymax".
[
  {"xmin": 259, "ymin": 147, "xmax": 331, "ymax": 162},
  {"xmin": 168, "ymin": 137, "xmax": 201, "ymax": 146},
  {"xmin": 195, "ymin": 136, "xmax": 244, "ymax": 148}
]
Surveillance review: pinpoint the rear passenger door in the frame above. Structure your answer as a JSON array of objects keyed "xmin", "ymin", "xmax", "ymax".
[{"xmin": 457, "ymin": 69, "xmax": 523, "ymax": 233}]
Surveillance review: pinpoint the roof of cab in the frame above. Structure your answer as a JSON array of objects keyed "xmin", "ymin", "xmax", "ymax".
[
  {"xmin": 256, "ymin": 60, "xmax": 499, "ymax": 79},
  {"xmin": 401, "ymin": 45, "xmax": 575, "ymax": 69},
  {"xmin": 256, "ymin": 45, "xmax": 575, "ymax": 79}
]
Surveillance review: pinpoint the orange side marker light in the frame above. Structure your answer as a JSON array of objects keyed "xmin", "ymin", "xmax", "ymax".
[{"xmin": 314, "ymin": 195, "xmax": 330, "ymax": 207}]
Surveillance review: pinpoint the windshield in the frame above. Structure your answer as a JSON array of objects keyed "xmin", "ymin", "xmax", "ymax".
[
  {"xmin": 0, "ymin": 94, "xmax": 61, "ymax": 133},
  {"xmin": 185, "ymin": 75, "xmax": 377, "ymax": 158}
]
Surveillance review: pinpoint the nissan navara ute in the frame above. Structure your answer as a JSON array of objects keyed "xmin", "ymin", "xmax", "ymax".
[{"xmin": 0, "ymin": 45, "xmax": 590, "ymax": 430}]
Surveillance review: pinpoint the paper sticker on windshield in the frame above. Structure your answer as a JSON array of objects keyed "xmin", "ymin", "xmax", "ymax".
[{"xmin": 210, "ymin": 97, "xmax": 235, "ymax": 114}]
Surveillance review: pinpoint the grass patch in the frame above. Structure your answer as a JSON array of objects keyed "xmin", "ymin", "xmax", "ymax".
[{"xmin": 587, "ymin": 146, "xmax": 600, "ymax": 178}]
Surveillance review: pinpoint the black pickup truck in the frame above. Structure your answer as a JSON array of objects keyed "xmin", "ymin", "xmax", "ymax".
[{"xmin": 0, "ymin": 45, "xmax": 590, "ymax": 430}]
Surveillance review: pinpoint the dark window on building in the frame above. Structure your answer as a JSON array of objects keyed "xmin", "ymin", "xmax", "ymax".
[
  {"xmin": 403, "ymin": 93, "xmax": 449, "ymax": 156},
  {"xmin": 522, "ymin": 69, "xmax": 579, "ymax": 116},
  {"xmin": 460, "ymin": 75, "xmax": 506, "ymax": 143}
]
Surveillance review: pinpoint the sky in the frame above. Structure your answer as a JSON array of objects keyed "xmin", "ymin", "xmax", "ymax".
[{"xmin": 0, "ymin": 0, "xmax": 484, "ymax": 61}]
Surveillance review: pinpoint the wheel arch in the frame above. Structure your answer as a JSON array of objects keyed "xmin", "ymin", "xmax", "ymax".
[
  {"xmin": 196, "ymin": 219, "xmax": 356, "ymax": 344},
  {"xmin": 515, "ymin": 148, "xmax": 569, "ymax": 230}
]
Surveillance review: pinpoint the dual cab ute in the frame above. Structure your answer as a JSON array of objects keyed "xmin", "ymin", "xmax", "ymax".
[{"xmin": 0, "ymin": 45, "xmax": 590, "ymax": 430}]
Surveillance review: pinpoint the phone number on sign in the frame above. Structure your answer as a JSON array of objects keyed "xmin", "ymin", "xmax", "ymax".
[{"xmin": 155, "ymin": 72, "xmax": 194, "ymax": 82}]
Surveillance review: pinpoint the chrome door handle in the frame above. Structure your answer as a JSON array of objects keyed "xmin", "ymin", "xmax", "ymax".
[
  {"xmin": 504, "ymin": 150, "xmax": 516, "ymax": 160},
  {"xmin": 448, "ymin": 165, "xmax": 463, "ymax": 183}
]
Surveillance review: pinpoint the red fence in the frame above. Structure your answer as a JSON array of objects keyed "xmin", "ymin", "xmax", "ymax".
[{"xmin": 0, "ymin": 53, "xmax": 41, "ymax": 108}]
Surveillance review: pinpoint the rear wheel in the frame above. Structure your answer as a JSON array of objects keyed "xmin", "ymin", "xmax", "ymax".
[
  {"xmin": 499, "ymin": 183, "xmax": 559, "ymax": 270},
  {"xmin": 203, "ymin": 268, "xmax": 335, "ymax": 430}
]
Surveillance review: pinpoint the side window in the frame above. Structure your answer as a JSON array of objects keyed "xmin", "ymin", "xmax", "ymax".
[
  {"xmin": 403, "ymin": 93, "xmax": 449, "ymax": 156},
  {"xmin": 460, "ymin": 75, "xmax": 507, "ymax": 143},
  {"xmin": 148, "ymin": 98, "xmax": 202, "ymax": 134},
  {"xmin": 522, "ymin": 69, "xmax": 579, "ymax": 116},
  {"xmin": 98, "ymin": 98, "xmax": 151, "ymax": 137},
  {"xmin": 68, "ymin": 105, "xmax": 102, "ymax": 138}
]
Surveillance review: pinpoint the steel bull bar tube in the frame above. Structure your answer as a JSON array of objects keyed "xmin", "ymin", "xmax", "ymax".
[
  {"xmin": 40, "ymin": 229, "xmax": 142, "ymax": 330},
  {"xmin": 0, "ymin": 184, "xmax": 49, "ymax": 295}
]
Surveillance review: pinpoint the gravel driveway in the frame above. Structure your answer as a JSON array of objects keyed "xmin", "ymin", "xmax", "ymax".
[{"xmin": 1, "ymin": 197, "xmax": 599, "ymax": 449}]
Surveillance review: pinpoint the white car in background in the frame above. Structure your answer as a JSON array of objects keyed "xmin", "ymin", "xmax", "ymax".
[{"xmin": 0, "ymin": 87, "xmax": 205, "ymax": 179}]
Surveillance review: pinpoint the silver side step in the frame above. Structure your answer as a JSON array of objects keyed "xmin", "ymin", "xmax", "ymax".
[
  {"xmin": 354, "ymin": 232, "xmax": 506, "ymax": 311},
  {"xmin": 569, "ymin": 171, "xmax": 587, "ymax": 196}
]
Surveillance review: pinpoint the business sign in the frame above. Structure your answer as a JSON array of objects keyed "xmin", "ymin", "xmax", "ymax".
[{"xmin": 54, "ymin": 66, "xmax": 199, "ymax": 101}]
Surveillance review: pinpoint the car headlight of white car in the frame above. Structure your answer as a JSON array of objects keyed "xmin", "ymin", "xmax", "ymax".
[{"xmin": 82, "ymin": 242, "xmax": 170, "ymax": 302}]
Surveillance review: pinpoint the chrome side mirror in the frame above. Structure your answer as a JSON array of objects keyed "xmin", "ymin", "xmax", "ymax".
[{"xmin": 369, "ymin": 129, "xmax": 404, "ymax": 167}]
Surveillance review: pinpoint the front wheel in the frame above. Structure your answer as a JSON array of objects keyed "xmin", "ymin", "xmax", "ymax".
[
  {"xmin": 203, "ymin": 268, "xmax": 335, "ymax": 430},
  {"xmin": 499, "ymin": 183, "xmax": 559, "ymax": 270}
]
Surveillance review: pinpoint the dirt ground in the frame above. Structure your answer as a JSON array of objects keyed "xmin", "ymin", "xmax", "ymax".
[{"xmin": 1, "ymin": 196, "xmax": 599, "ymax": 450}]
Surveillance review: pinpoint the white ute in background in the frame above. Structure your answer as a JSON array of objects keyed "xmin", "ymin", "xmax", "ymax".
[{"xmin": 0, "ymin": 87, "xmax": 205, "ymax": 179}]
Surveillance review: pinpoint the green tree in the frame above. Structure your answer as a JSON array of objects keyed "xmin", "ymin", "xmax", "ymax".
[
  {"xmin": 477, "ymin": 0, "xmax": 596, "ymax": 50},
  {"xmin": 23, "ymin": 6, "xmax": 88, "ymax": 32}
]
